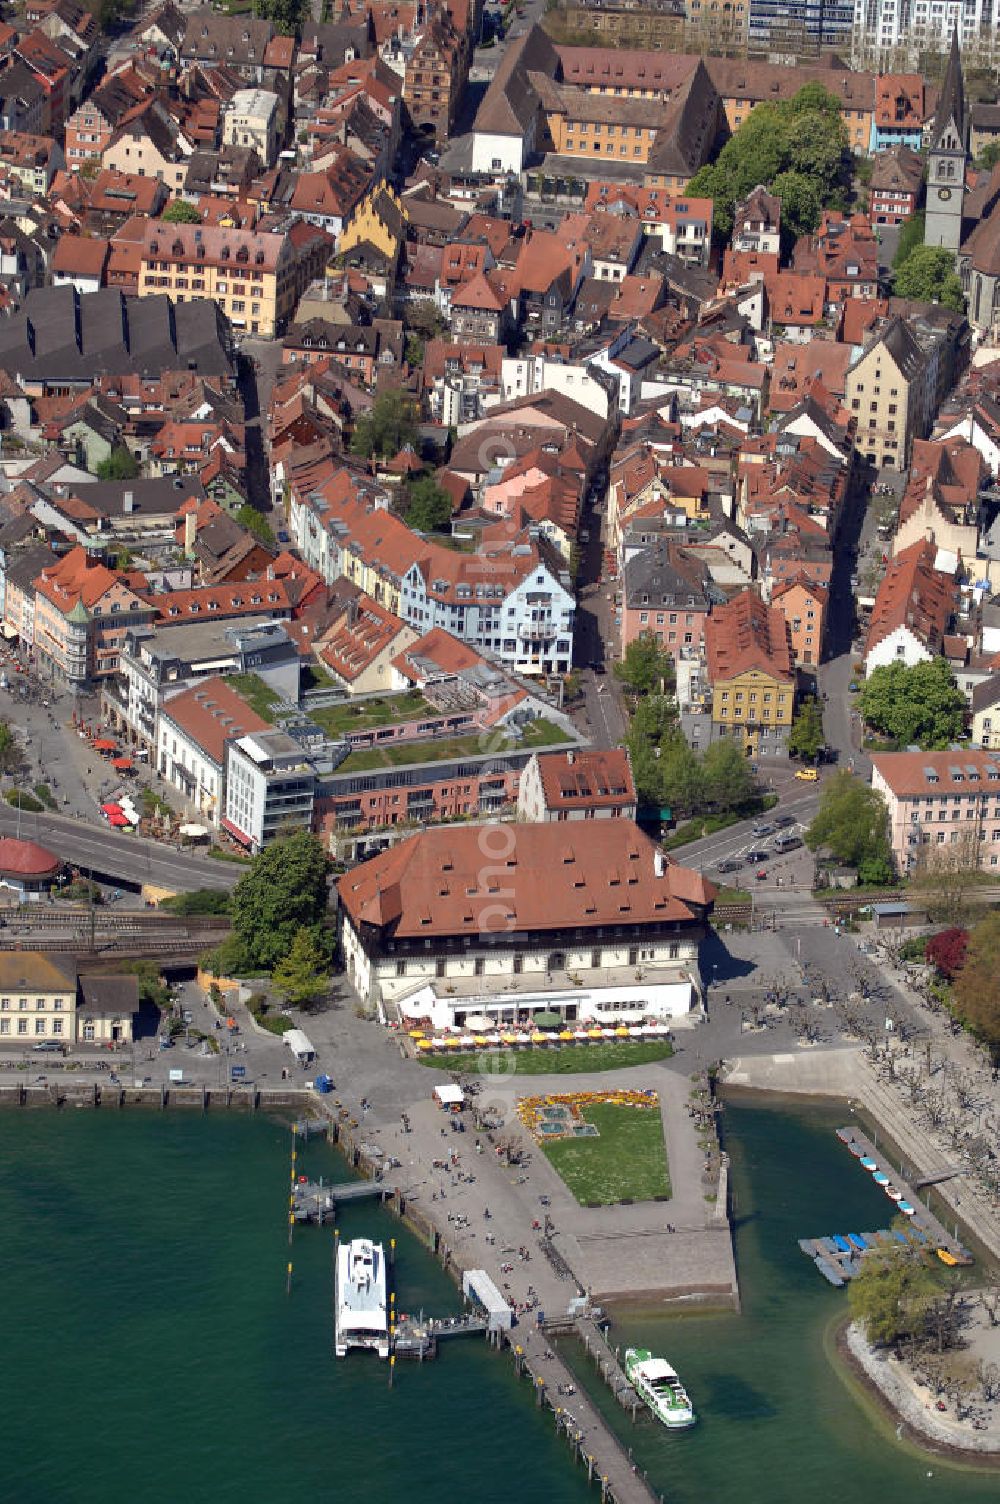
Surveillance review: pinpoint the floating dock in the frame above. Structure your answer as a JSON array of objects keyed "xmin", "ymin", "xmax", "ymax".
[
  {"xmin": 797, "ymin": 1128, "xmax": 975, "ymax": 1284},
  {"xmin": 835, "ymin": 1127, "xmax": 973, "ymax": 1264},
  {"xmin": 292, "ymin": 1177, "xmax": 387, "ymax": 1224}
]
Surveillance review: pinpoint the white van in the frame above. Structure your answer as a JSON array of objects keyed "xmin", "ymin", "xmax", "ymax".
[{"xmin": 284, "ymin": 1028, "xmax": 316, "ymax": 1064}]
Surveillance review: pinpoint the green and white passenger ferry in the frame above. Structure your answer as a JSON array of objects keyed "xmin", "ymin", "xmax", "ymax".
[{"xmin": 625, "ymin": 1348, "xmax": 696, "ymax": 1429}]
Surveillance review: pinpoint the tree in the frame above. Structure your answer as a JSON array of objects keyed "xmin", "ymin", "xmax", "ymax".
[
  {"xmin": 162, "ymin": 199, "xmax": 201, "ymax": 224},
  {"xmin": 254, "ymin": 0, "xmax": 307, "ymax": 33},
  {"xmin": 911, "ymin": 831, "xmax": 987, "ymax": 925},
  {"xmin": 236, "ymin": 504, "xmax": 276, "ymax": 546},
  {"xmin": 405, "ymin": 474, "xmax": 453, "ymax": 532},
  {"xmin": 848, "ymin": 1240, "xmax": 937, "ymax": 1348},
  {"xmin": 614, "ymin": 634, "xmax": 675, "ymax": 696},
  {"xmin": 0, "ymin": 721, "xmax": 22, "ymax": 775},
  {"xmin": 350, "ymin": 391, "xmax": 420, "ymax": 461},
  {"xmin": 228, "ymin": 831, "xmax": 330, "ymax": 972},
  {"xmin": 953, "ymin": 911, "xmax": 1000, "ymax": 1060},
  {"xmin": 95, "ymin": 446, "xmax": 140, "ymax": 481},
  {"xmin": 701, "ymin": 737, "xmax": 754, "ymax": 813},
  {"xmin": 625, "ymin": 694, "xmax": 679, "ymax": 806},
  {"xmin": 893, "ymin": 211, "xmax": 926, "ymax": 269},
  {"xmin": 405, "ymin": 334, "xmax": 425, "ymax": 368},
  {"xmin": 978, "ymin": 140, "xmax": 1000, "ymax": 171},
  {"xmin": 769, "ymin": 170, "xmax": 822, "ymax": 242},
  {"xmin": 687, "ymin": 86, "xmax": 849, "ymax": 244},
  {"xmin": 272, "ymin": 925, "xmax": 329, "ymax": 1008},
  {"xmin": 787, "ymin": 700, "xmax": 825, "ymax": 763},
  {"xmin": 858, "ymin": 658, "xmax": 966, "ymax": 750},
  {"xmin": 925, "ymin": 926, "xmax": 968, "ymax": 979},
  {"xmin": 405, "ymin": 299, "xmax": 445, "ymax": 339},
  {"xmin": 893, "ymin": 245, "xmax": 965, "ymax": 312},
  {"xmin": 658, "ymin": 731, "xmax": 704, "ymax": 820},
  {"xmin": 806, "ymin": 771, "xmax": 894, "ymax": 879}
]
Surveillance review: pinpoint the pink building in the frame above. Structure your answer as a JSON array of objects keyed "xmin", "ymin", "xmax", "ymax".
[
  {"xmin": 871, "ymin": 749, "xmax": 1000, "ymax": 875},
  {"xmin": 620, "ymin": 542, "xmax": 713, "ymax": 659}
]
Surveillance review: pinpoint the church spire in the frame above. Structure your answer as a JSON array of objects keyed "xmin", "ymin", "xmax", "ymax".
[{"xmin": 933, "ymin": 26, "xmax": 966, "ymax": 148}]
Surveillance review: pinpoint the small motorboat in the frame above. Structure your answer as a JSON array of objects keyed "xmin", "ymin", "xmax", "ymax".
[
  {"xmin": 884, "ymin": 1186, "xmax": 903, "ymax": 1201},
  {"xmin": 898, "ymin": 1201, "xmax": 916, "ymax": 1216},
  {"xmin": 872, "ymin": 1171, "xmax": 889, "ymax": 1186}
]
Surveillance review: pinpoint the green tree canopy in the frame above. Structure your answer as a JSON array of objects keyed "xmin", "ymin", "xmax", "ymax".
[
  {"xmin": 95, "ymin": 446, "xmax": 140, "ymax": 481},
  {"xmin": 687, "ymin": 86, "xmax": 850, "ymax": 242},
  {"xmin": 658, "ymin": 731, "xmax": 705, "ymax": 819},
  {"xmin": 848, "ymin": 1241, "xmax": 937, "ymax": 1347},
  {"xmin": 162, "ymin": 199, "xmax": 202, "ymax": 223},
  {"xmin": 893, "ymin": 210, "xmax": 926, "ymax": 269},
  {"xmin": 0, "ymin": 721, "xmax": 22, "ymax": 775},
  {"xmin": 977, "ymin": 140, "xmax": 1000, "ymax": 171},
  {"xmin": 614, "ymin": 634, "xmax": 676, "ymax": 696},
  {"xmin": 952, "ymin": 910, "xmax": 1000, "ymax": 1061},
  {"xmin": 787, "ymin": 699, "xmax": 825, "ymax": 762},
  {"xmin": 272, "ymin": 925, "xmax": 329, "ymax": 1008},
  {"xmin": 858, "ymin": 658, "xmax": 966, "ymax": 749},
  {"xmin": 701, "ymin": 737, "xmax": 754, "ymax": 812},
  {"xmin": 893, "ymin": 245, "xmax": 965, "ymax": 312},
  {"xmin": 236, "ymin": 504, "xmax": 276, "ymax": 546},
  {"xmin": 806, "ymin": 771, "xmax": 894, "ymax": 880},
  {"xmin": 405, "ymin": 473, "xmax": 453, "ymax": 532},
  {"xmin": 405, "ymin": 299, "xmax": 445, "ymax": 339},
  {"xmin": 228, "ymin": 831, "xmax": 330, "ymax": 972},
  {"xmin": 350, "ymin": 391, "xmax": 420, "ymax": 461}
]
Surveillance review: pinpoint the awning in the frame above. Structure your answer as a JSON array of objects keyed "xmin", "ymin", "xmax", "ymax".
[
  {"xmin": 533, "ymin": 1011, "xmax": 562, "ymax": 1029},
  {"xmin": 107, "ymin": 812, "xmax": 130, "ymax": 828},
  {"xmin": 0, "ymin": 623, "xmax": 17, "ymax": 640},
  {"xmin": 93, "ymin": 738, "xmax": 118, "ymax": 752},
  {"xmin": 100, "ymin": 802, "xmax": 124, "ymax": 817},
  {"xmin": 464, "ymin": 1015, "xmax": 492, "ymax": 1031},
  {"xmin": 179, "ymin": 822, "xmax": 209, "ymax": 838},
  {"xmin": 112, "ymin": 757, "xmax": 133, "ymax": 770}
]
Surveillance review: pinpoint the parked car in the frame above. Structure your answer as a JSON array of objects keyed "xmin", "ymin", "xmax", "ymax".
[
  {"xmin": 848, "ymin": 681, "xmax": 861, "ymax": 694},
  {"xmin": 754, "ymin": 868, "xmax": 768, "ymax": 882},
  {"xmin": 32, "ymin": 1040, "xmax": 66, "ymax": 1054},
  {"xmin": 794, "ymin": 768, "xmax": 819, "ymax": 782},
  {"xmin": 716, "ymin": 858, "xmax": 743, "ymax": 873},
  {"xmin": 745, "ymin": 848, "xmax": 770, "ymax": 864}
]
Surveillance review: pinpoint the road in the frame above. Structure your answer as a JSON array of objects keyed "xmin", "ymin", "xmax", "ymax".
[{"xmin": 0, "ymin": 804, "xmax": 240, "ymax": 891}]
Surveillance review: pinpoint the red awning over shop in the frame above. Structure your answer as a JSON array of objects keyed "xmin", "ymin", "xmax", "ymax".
[
  {"xmin": 93, "ymin": 738, "xmax": 118, "ymax": 752},
  {"xmin": 107, "ymin": 812, "xmax": 131, "ymax": 828},
  {"xmin": 112, "ymin": 757, "xmax": 133, "ymax": 770},
  {"xmin": 100, "ymin": 803, "xmax": 123, "ymax": 817}
]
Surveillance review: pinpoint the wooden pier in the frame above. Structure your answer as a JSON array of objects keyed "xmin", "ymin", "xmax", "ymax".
[{"xmin": 393, "ymin": 1311, "xmax": 489, "ymax": 1359}]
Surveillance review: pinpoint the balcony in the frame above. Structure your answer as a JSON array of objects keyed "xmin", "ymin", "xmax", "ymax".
[{"xmin": 517, "ymin": 622, "xmax": 558, "ymax": 641}]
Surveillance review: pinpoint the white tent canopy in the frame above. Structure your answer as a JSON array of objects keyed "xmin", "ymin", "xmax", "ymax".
[{"xmin": 433, "ymin": 1083, "xmax": 465, "ymax": 1108}]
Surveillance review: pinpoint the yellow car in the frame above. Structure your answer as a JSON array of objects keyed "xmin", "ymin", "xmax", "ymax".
[{"xmin": 794, "ymin": 767, "xmax": 819, "ymax": 782}]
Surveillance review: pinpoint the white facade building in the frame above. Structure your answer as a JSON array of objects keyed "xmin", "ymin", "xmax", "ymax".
[
  {"xmin": 222, "ymin": 88, "xmax": 280, "ymax": 166},
  {"xmin": 851, "ymin": 0, "xmax": 1000, "ymax": 70},
  {"xmin": 224, "ymin": 730, "xmax": 316, "ymax": 852}
]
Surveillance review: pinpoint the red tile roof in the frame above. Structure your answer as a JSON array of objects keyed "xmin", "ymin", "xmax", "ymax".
[
  {"xmin": 705, "ymin": 590, "xmax": 794, "ymax": 684},
  {"xmin": 338, "ymin": 820, "xmax": 715, "ymax": 936},
  {"xmin": 871, "ymin": 748, "xmax": 1000, "ymax": 798},
  {"xmin": 160, "ymin": 676, "xmax": 270, "ymax": 767},
  {"xmin": 536, "ymin": 748, "xmax": 635, "ymax": 812},
  {"xmin": 864, "ymin": 540, "xmax": 956, "ymax": 658}
]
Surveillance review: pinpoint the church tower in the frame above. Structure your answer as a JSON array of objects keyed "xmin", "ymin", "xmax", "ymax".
[{"xmin": 924, "ymin": 28, "xmax": 968, "ymax": 255}]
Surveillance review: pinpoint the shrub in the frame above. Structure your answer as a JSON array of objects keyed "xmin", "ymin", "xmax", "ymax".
[{"xmin": 5, "ymin": 790, "xmax": 42, "ymax": 812}]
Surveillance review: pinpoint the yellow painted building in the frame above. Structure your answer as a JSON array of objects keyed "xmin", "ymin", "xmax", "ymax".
[
  {"xmin": 544, "ymin": 95, "xmax": 662, "ymax": 164},
  {"xmin": 704, "ymin": 592, "xmax": 795, "ymax": 757},
  {"xmin": 0, "ymin": 954, "xmax": 138, "ymax": 1047},
  {"xmin": 138, "ymin": 221, "xmax": 295, "ymax": 338},
  {"xmin": 338, "ymin": 183, "xmax": 406, "ymax": 261}
]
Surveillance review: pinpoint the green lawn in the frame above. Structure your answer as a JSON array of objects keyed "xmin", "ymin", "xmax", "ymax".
[
  {"xmin": 416, "ymin": 1039, "xmax": 673, "ymax": 1074},
  {"xmin": 336, "ymin": 718, "xmax": 572, "ymax": 773},
  {"xmin": 226, "ymin": 674, "xmax": 281, "ymax": 723},
  {"xmin": 309, "ymin": 690, "xmax": 433, "ymax": 738},
  {"xmin": 542, "ymin": 1102, "xmax": 670, "ymax": 1205}
]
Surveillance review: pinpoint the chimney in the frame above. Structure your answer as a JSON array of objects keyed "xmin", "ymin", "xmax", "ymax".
[
  {"xmin": 654, "ymin": 850, "xmax": 666, "ymax": 878},
  {"xmin": 183, "ymin": 508, "xmax": 196, "ymax": 556},
  {"xmin": 123, "ymin": 490, "xmax": 134, "ymax": 514},
  {"xmin": 567, "ymin": 748, "xmax": 575, "ymax": 764}
]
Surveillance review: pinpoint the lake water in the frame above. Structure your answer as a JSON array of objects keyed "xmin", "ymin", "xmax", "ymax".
[
  {"xmin": 571, "ymin": 1093, "xmax": 1000, "ymax": 1504},
  {"xmin": 2, "ymin": 1098, "xmax": 997, "ymax": 1504}
]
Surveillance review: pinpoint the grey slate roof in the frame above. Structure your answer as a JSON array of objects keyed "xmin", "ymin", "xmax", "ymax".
[{"xmin": 0, "ymin": 286, "xmax": 234, "ymax": 385}]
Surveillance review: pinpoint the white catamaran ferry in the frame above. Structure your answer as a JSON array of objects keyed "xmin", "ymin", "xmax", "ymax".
[
  {"xmin": 625, "ymin": 1348, "xmax": 696, "ymax": 1429},
  {"xmin": 335, "ymin": 1238, "xmax": 389, "ymax": 1358}
]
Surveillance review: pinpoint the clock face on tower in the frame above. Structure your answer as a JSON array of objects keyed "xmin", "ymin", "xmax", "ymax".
[{"xmin": 938, "ymin": 187, "xmax": 953, "ymax": 201}]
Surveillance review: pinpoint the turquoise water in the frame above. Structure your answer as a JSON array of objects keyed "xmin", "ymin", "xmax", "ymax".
[
  {"xmin": 569, "ymin": 1094, "xmax": 1000, "ymax": 1503},
  {"xmin": 3, "ymin": 1100, "xmax": 998, "ymax": 1504},
  {"xmin": 0, "ymin": 1112, "xmax": 585, "ymax": 1504}
]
